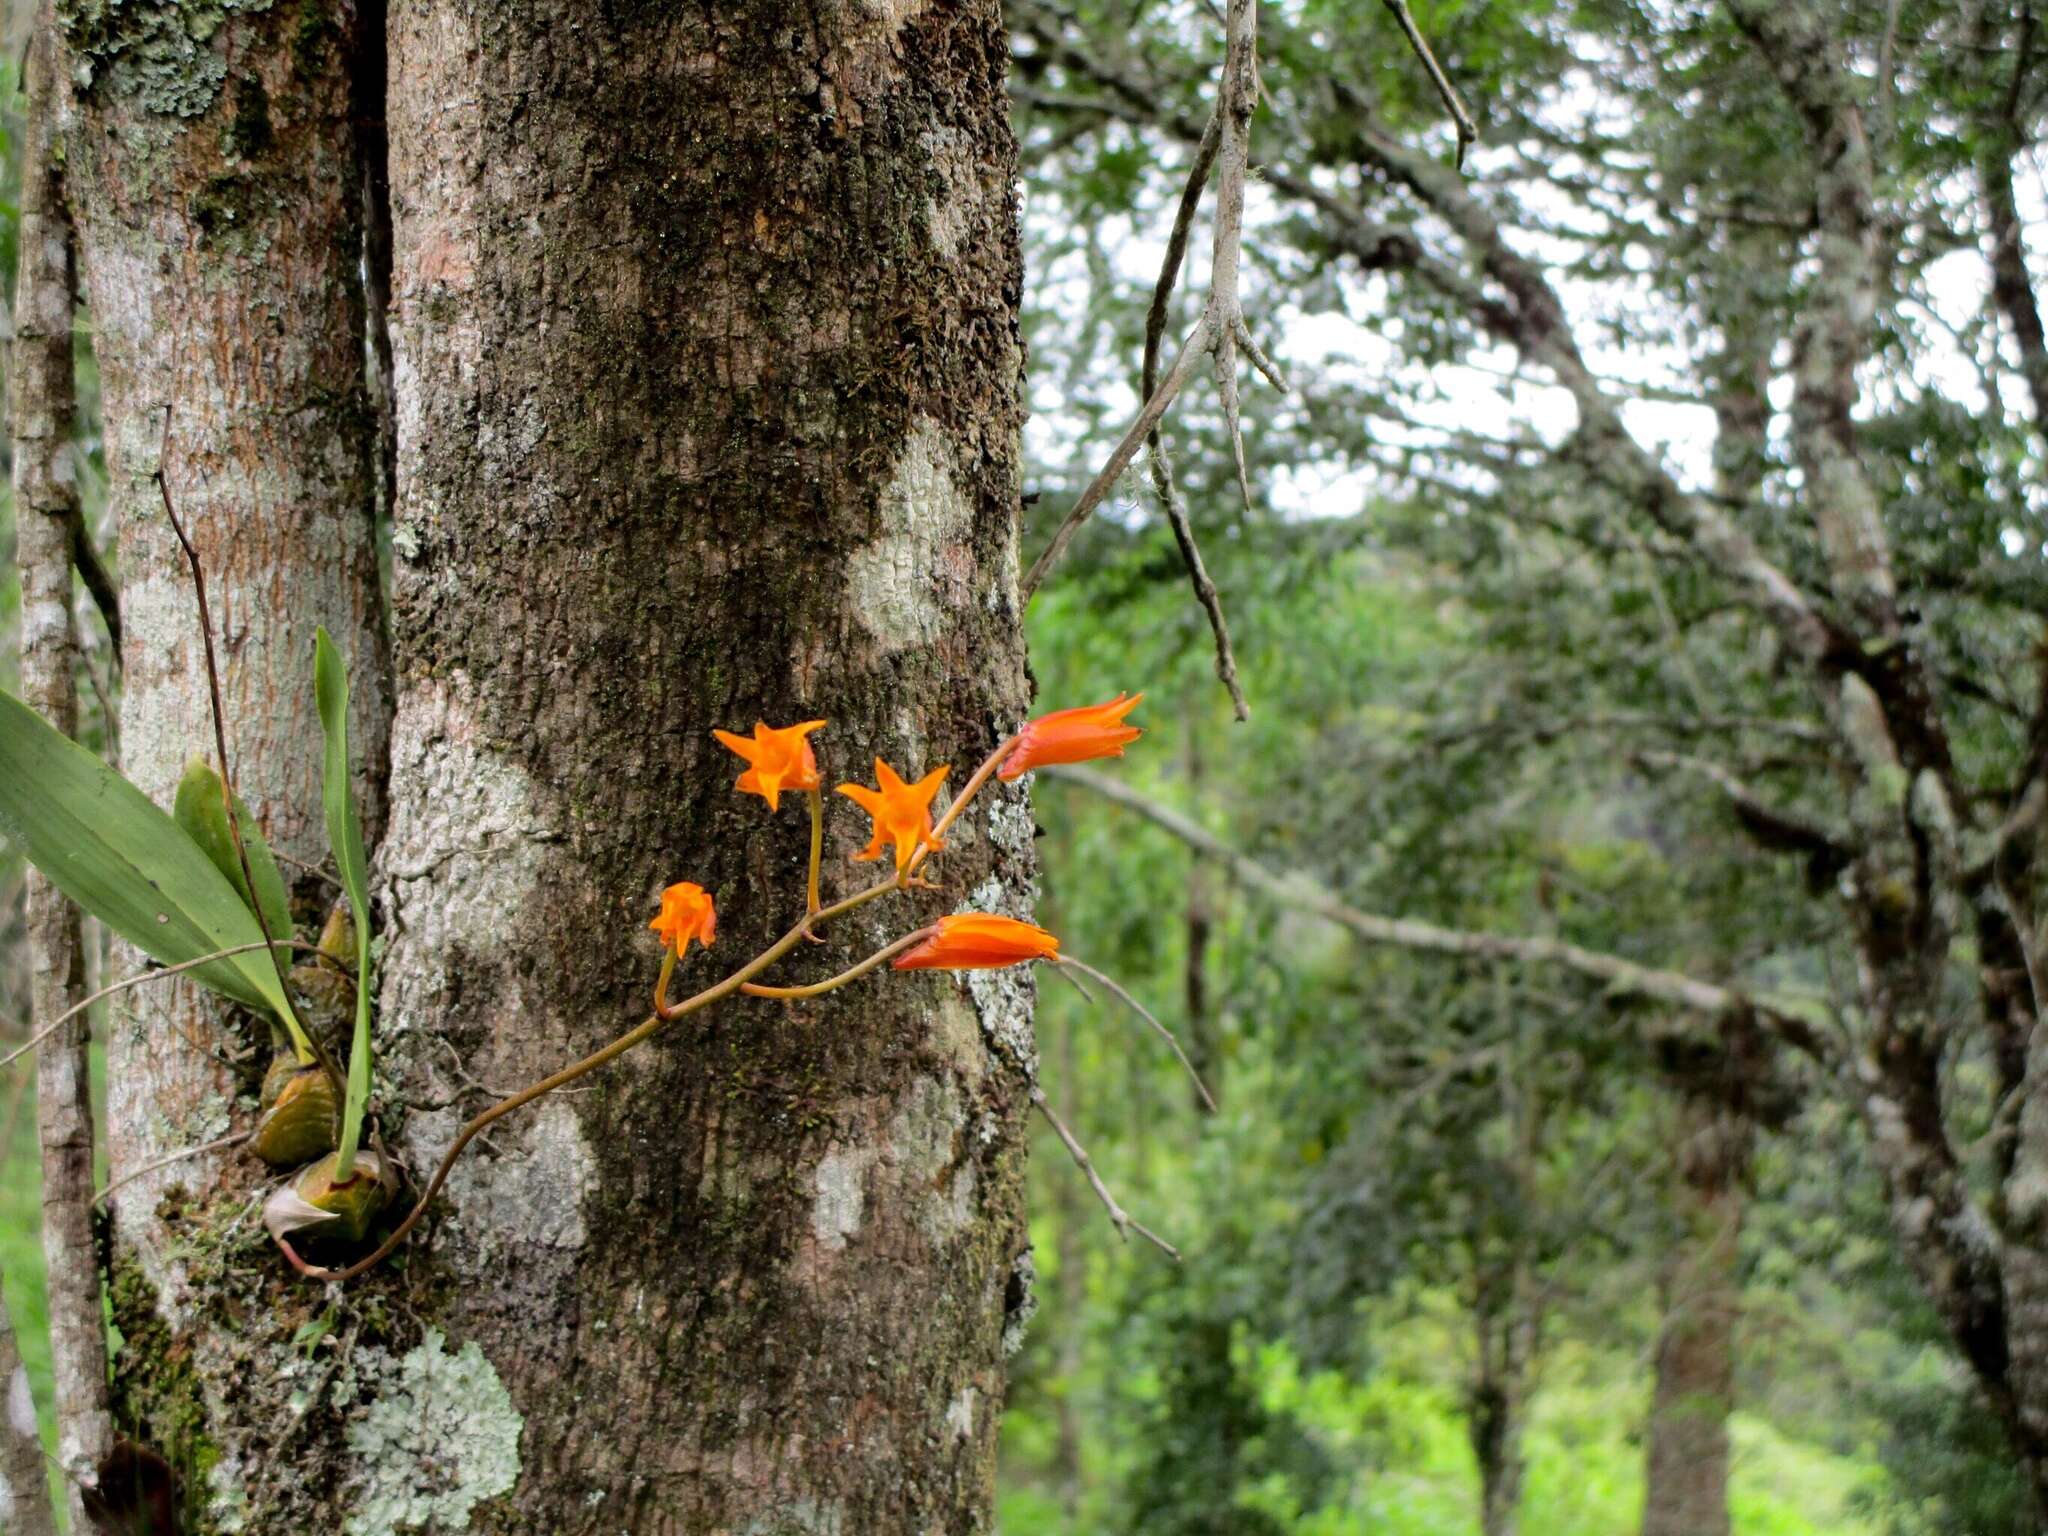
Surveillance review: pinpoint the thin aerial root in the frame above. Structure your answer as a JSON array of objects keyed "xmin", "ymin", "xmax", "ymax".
[
  {"xmin": 1031, "ymin": 1085, "xmax": 1180, "ymax": 1260},
  {"xmin": 1057, "ymin": 955, "xmax": 1218, "ymax": 1112}
]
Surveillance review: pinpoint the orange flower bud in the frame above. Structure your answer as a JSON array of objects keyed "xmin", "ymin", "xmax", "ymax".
[
  {"xmin": 837, "ymin": 758, "xmax": 950, "ymax": 873},
  {"xmin": 999, "ymin": 693, "xmax": 1144, "ymax": 780},
  {"xmin": 712, "ymin": 719, "xmax": 826, "ymax": 811},
  {"xmin": 893, "ymin": 913, "xmax": 1060, "ymax": 971},
  {"xmin": 649, "ymin": 881, "xmax": 716, "ymax": 953}
]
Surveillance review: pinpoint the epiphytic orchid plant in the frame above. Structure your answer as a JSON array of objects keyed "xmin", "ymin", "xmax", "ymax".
[
  {"xmin": 0, "ymin": 492, "xmax": 1190, "ymax": 1276},
  {"xmin": 298, "ymin": 687, "xmax": 1186, "ymax": 1281}
]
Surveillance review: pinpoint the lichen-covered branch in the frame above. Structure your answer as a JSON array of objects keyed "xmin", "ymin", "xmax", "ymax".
[
  {"xmin": 1725, "ymin": 0, "xmax": 1899, "ymax": 641},
  {"xmin": 1045, "ymin": 766, "xmax": 1831, "ymax": 1059}
]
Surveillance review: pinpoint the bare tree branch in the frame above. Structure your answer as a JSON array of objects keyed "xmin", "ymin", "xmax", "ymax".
[
  {"xmin": 1140, "ymin": 113, "xmax": 1252, "ymax": 719},
  {"xmin": 1377, "ymin": 0, "xmax": 1477, "ymax": 168},
  {"xmin": 1725, "ymin": 0, "xmax": 1901, "ymax": 643},
  {"xmin": 1055, "ymin": 955, "xmax": 1217, "ymax": 1112}
]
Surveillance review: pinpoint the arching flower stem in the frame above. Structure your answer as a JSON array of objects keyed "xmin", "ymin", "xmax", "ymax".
[
  {"xmin": 300, "ymin": 872, "xmax": 903, "ymax": 1283},
  {"xmin": 908, "ymin": 734, "xmax": 1018, "ymax": 879},
  {"xmin": 741, "ymin": 927, "xmax": 936, "ymax": 1000}
]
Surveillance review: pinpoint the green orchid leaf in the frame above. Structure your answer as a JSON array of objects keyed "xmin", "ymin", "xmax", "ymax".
[
  {"xmin": 0, "ymin": 688, "xmax": 305, "ymax": 1041},
  {"xmin": 315, "ymin": 628, "xmax": 376, "ymax": 1181},
  {"xmin": 173, "ymin": 757, "xmax": 294, "ymax": 952}
]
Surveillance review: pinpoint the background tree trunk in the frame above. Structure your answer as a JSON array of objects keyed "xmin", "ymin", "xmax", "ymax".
[
  {"xmin": 1468, "ymin": 1257, "xmax": 1536, "ymax": 1536},
  {"xmin": 1641, "ymin": 1092, "xmax": 1747, "ymax": 1536},
  {"xmin": 368, "ymin": 1, "xmax": 1034, "ymax": 1529},
  {"xmin": 13, "ymin": 7, "xmax": 108, "ymax": 1525},
  {"xmin": 59, "ymin": 0, "xmax": 391, "ymax": 1520},
  {"xmin": 0, "ymin": 1283, "xmax": 58, "ymax": 1536}
]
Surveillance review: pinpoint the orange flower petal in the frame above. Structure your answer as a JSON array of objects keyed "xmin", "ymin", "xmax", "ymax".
[
  {"xmin": 893, "ymin": 913, "xmax": 1060, "ymax": 970},
  {"xmin": 999, "ymin": 693, "xmax": 1144, "ymax": 780},
  {"xmin": 648, "ymin": 881, "xmax": 717, "ymax": 953},
  {"xmin": 714, "ymin": 720, "xmax": 826, "ymax": 811},
  {"xmin": 837, "ymin": 757, "xmax": 950, "ymax": 873}
]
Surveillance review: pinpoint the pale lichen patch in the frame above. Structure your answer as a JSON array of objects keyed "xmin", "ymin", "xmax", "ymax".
[
  {"xmin": 341, "ymin": 1329, "xmax": 523, "ymax": 1535},
  {"xmin": 945, "ymin": 1384, "xmax": 977, "ymax": 1440},
  {"xmin": 846, "ymin": 419, "xmax": 974, "ymax": 655},
  {"xmin": 812, "ymin": 1141, "xmax": 877, "ymax": 1251},
  {"xmin": 889, "ymin": 1076, "xmax": 974, "ymax": 1242},
  {"xmin": 444, "ymin": 1097, "xmax": 593, "ymax": 1254},
  {"xmin": 964, "ymin": 876, "xmax": 1039, "ymax": 1074}
]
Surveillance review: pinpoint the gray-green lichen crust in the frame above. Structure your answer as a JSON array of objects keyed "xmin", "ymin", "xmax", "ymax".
[
  {"xmin": 62, "ymin": 0, "xmax": 273, "ymax": 117},
  {"xmin": 342, "ymin": 1330, "xmax": 524, "ymax": 1535}
]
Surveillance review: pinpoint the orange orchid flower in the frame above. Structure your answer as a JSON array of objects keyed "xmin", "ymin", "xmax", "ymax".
[
  {"xmin": 999, "ymin": 693, "xmax": 1144, "ymax": 780},
  {"xmin": 838, "ymin": 758, "xmax": 950, "ymax": 873},
  {"xmin": 712, "ymin": 719, "xmax": 826, "ymax": 811},
  {"xmin": 893, "ymin": 912, "xmax": 1060, "ymax": 971},
  {"xmin": 649, "ymin": 881, "xmax": 717, "ymax": 953}
]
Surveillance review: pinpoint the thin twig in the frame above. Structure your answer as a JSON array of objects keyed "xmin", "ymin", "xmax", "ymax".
[
  {"xmin": 1030, "ymin": 1085, "xmax": 1180, "ymax": 1259},
  {"xmin": 1204, "ymin": 0, "xmax": 1260, "ymax": 517},
  {"xmin": 94, "ymin": 1131, "xmax": 249, "ymax": 1207},
  {"xmin": 155, "ymin": 434, "xmax": 345, "ymax": 1097},
  {"xmin": 1021, "ymin": 322, "xmax": 1210, "ymax": 600},
  {"xmin": 1056, "ymin": 955, "xmax": 1217, "ymax": 1112},
  {"xmin": 1143, "ymin": 111, "xmax": 1220, "ymax": 392},
  {"xmin": 273, "ymin": 850, "xmax": 344, "ymax": 890},
  {"xmin": 0, "ymin": 940, "xmax": 321, "ymax": 1071},
  {"xmin": 1233, "ymin": 315, "xmax": 1292, "ymax": 393},
  {"xmin": 1140, "ymin": 112, "xmax": 1251, "ymax": 721},
  {"xmin": 1045, "ymin": 957, "xmax": 1096, "ymax": 1005},
  {"xmin": 1378, "ymin": 0, "xmax": 1477, "ymax": 170}
]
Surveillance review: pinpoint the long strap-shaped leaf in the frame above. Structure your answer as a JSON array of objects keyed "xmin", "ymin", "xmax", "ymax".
[
  {"xmin": 315, "ymin": 629, "xmax": 376, "ymax": 1181},
  {"xmin": 0, "ymin": 688, "xmax": 306, "ymax": 1043}
]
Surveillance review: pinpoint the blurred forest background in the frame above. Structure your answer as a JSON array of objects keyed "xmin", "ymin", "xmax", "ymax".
[{"xmin": 5, "ymin": 0, "xmax": 2046, "ymax": 1531}]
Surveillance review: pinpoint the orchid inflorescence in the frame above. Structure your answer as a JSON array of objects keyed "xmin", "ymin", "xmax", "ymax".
[
  {"xmin": 297, "ymin": 689, "xmax": 1182, "ymax": 1281},
  {"xmin": 0, "ymin": 460, "xmax": 1185, "ymax": 1277}
]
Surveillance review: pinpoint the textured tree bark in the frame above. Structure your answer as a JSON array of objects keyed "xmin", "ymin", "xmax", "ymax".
[
  {"xmin": 369, "ymin": 1, "xmax": 1033, "ymax": 1530},
  {"xmin": 12, "ymin": 8, "xmax": 110, "ymax": 1526},
  {"xmin": 1640, "ymin": 1094, "xmax": 1746, "ymax": 1536},
  {"xmin": 58, "ymin": 0, "xmax": 391, "ymax": 1521},
  {"xmin": 0, "ymin": 1283, "xmax": 58, "ymax": 1536}
]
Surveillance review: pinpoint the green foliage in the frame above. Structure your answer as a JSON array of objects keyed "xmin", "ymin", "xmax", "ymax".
[
  {"xmin": 172, "ymin": 755, "xmax": 293, "ymax": 956},
  {"xmin": 0, "ymin": 687, "xmax": 303, "ymax": 1036},
  {"xmin": 314, "ymin": 627, "xmax": 375, "ymax": 1181}
]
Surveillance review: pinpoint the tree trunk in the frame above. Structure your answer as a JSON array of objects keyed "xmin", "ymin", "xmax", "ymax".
[
  {"xmin": 0, "ymin": 1282, "xmax": 58, "ymax": 1536},
  {"xmin": 1468, "ymin": 1258, "xmax": 1536, "ymax": 1536},
  {"xmin": 13, "ymin": 7, "xmax": 109, "ymax": 1526},
  {"xmin": 367, "ymin": 2, "xmax": 1034, "ymax": 1530},
  {"xmin": 1641, "ymin": 1093, "xmax": 1747, "ymax": 1536},
  {"xmin": 1183, "ymin": 710, "xmax": 1220, "ymax": 1109},
  {"xmin": 60, "ymin": 0, "xmax": 392, "ymax": 1521},
  {"xmin": 61, "ymin": 0, "xmax": 1029, "ymax": 1525}
]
